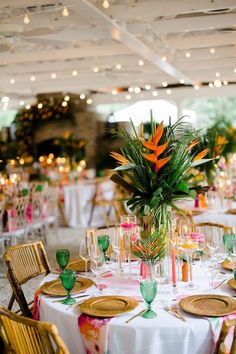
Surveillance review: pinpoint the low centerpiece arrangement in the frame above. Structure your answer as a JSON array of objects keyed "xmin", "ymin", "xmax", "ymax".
[{"xmin": 110, "ymin": 116, "xmax": 210, "ymax": 264}]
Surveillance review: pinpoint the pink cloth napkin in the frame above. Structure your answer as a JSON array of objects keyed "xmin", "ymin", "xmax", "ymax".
[
  {"xmin": 78, "ymin": 314, "xmax": 112, "ymax": 354},
  {"xmin": 207, "ymin": 312, "xmax": 236, "ymax": 354},
  {"xmin": 33, "ymin": 288, "xmax": 41, "ymax": 320}
]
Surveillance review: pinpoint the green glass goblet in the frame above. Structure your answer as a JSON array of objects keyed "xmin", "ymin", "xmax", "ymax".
[
  {"xmin": 97, "ymin": 235, "xmax": 110, "ymax": 261},
  {"xmin": 60, "ymin": 269, "xmax": 76, "ymax": 305},
  {"xmin": 140, "ymin": 279, "xmax": 157, "ymax": 319},
  {"xmin": 56, "ymin": 249, "xmax": 70, "ymax": 271}
]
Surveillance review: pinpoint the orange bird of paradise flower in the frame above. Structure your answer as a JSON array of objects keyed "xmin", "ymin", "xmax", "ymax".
[
  {"xmin": 142, "ymin": 122, "xmax": 171, "ymax": 172},
  {"xmin": 110, "ymin": 151, "xmax": 130, "ymax": 166}
]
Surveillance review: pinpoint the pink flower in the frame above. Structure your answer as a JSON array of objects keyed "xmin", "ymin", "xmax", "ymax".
[
  {"xmin": 131, "ymin": 233, "xmax": 140, "ymax": 242},
  {"xmin": 190, "ymin": 232, "xmax": 205, "ymax": 243}
]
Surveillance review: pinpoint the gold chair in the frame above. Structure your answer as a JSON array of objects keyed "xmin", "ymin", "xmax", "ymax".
[
  {"xmin": 3, "ymin": 241, "xmax": 51, "ymax": 318},
  {"xmin": 0, "ymin": 306, "xmax": 69, "ymax": 354},
  {"xmin": 215, "ymin": 318, "xmax": 236, "ymax": 354}
]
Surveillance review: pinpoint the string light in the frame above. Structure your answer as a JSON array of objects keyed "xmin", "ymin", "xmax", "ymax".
[
  {"xmin": 194, "ymin": 84, "xmax": 199, "ymax": 90},
  {"xmin": 80, "ymin": 94, "xmax": 85, "ymax": 99},
  {"xmin": 162, "ymin": 82, "xmax": 168, "ymax": 87},
  {"xmin": 112, "ymin": 89, "xmax": 118, "ymax": 95},
  {"xmin": 214, "ymin": 79, "xmax": 222, "ymax": 87},
  {"xmin": 93, "ymin": 67, "xmax": 99, "ymax": 73},
  {"xmin": 234, "ymin": 68, "xmax": 236, "ymax": 73},
  {"xmin": 215, "ymin": 72, "xmax": 220, "ymax": 77},
  {"xmin": 210, "ymin": 48, "xmax": 215, "ymax": 54},
  {"xmin": 116, "ymin": 64, "xmax": 122, "ymax": 70},
  {"xmin": 87, "ymin": 98, "xmax": 93, "ymax": 105},
  {"xmin": 30, "ymin": 75, "xmax": 35, "ymax": 82},
  {"xmin": 145, "ymin": 84, "xmax": 151, "ymax": 90},
  {"xmin": 64, "ymin": 95, "xmax": 70, "ymax": 101},
  {"xmin": 185, "ymin": 52, "xmax": 191, "ymax": 58},
  {"xmin": 19, "ymin": 101, "xmax": 24, "ymax": 106},
  {"xmin": 26, "ymin": 104, "xmax": 31, "ymax": 109},
  {"xmin": 62, "ymin": 6, "xmax": 69, "ymax": 17},
  {"xmin": 223, "ymin": 80, "xmax": 228, "ymax": 86},
  {"xmin": 209, "ymin": 82, "xmax": 214, "ymax": 88},
  {"xmin": 103, "ymin": 0, "xmax": 110, "ymax": 9},
  {"xmin": 162, "ymin": 56, "xmax": 167, "ymax": 62},
  {"xmin": 125, "ymin": 94, "xmax": 131, "ymax": 100},
  {"xmin": 166, "ymin": 89, "xmax": 172, "ymax": 94},
  {"xmin": 23, "ymin": 14, "xmax": 30, "ymax": 24},
  {"xmin": 10, "ymin": 78, "xmax": 15, "ymax": 84},
  {"xmin": 138, "ymin": 59, "xmax": 144, "ymax": 66},
  {"xmin": 61, "ymin": 101, "xmax": 67, "ymax": 107},
  {"xmin": 128, "ymin": 87, "xmax": 134, "ymax": 93},
  {"xmin": 152, "ymin": 90, "xmax": 158, "ymax": 96},
  {"xmin": 179, "ymin": 79, "xmax": 185, "ymax": 84},
  {"xmin": 37, "ymin": 103, "xmax": 43, "ymax": 109},
  {"xmin": 72, "ymin": 70, "xmax": 78, "ymax": 76},
  {"xmin": 51, "ymin": 73, "xmax": 56, "ymax": 79},
  {"xmin": 134, "ymin": 86, "xmax": 141, "ymax": 93},
  {"xmin": 1, "ymin": 97, "xmax": 9, "ymax": 103}
]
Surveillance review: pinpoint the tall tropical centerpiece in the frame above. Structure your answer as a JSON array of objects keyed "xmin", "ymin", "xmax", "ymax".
[{"xmin": 110, "ymin": 117, "xmax": 210, "ymax": 262}]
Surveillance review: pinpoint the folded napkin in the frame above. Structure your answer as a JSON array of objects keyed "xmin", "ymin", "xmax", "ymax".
[
  {"xmin": 33, "ymin": 288, "xmax": 42, "ymax": 320},
  {"xmin": 207, "ymin": 312, "xmax": 236, "ymax": 353},
  {"xmin": 78, "ymin": 314, "xmax": 112, "ymax": 354}
]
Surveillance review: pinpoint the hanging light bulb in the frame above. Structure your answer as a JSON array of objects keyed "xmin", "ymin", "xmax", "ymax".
[
  {"xmin": 103, "ymin": 0, "xmax": 110, "ymax": 9},
  {"xmin": 23, "ymin": 14, "xmax": 30, "ymax": 25},
  {"xmin": 62, "ymin": 6, "xmax": 69, "ymax": 17}
]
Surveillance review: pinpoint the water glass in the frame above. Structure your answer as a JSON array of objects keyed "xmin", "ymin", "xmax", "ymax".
[
  {"xmin": 60, "ymin": 269, "xmax": 76, "ymax": 305},
  {"xmin": 90, "ymin": 246, "xmax": 104, "ymax": 292},
  {"xmin": 140, "ymin": 278, "xmax": 157, "ymax": 319},
  {"xmin": 56, "ymin": 249, "xmax": 70, "ymax": 271}
]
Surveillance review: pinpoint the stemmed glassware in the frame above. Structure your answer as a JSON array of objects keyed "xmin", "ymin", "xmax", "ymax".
[
  {"xmin": 56, "ymin": 249, "xmax": 70, "ymax": 271},
  {"xmin": 90, "ymin": 245, "xmax": 104, "ymax": 293},
  {"xmin": 110, "ymin": 227, "xmax": 121, "ymax": 272},
  {"xmin": 79, "ymin": 239, "xmax": 90, "ymax": 274},
  {"xmin": 97, "ymin": 235, "xmax": 110, "ymax": 262},
  {"xmin": 120, "ymin": 215, "xmax": 137, "ymax": 275},
  {"xmin": 60, "ymin": 269, "xmax": 76, "ymax": 305},
  {"xmin": 140, "ymin": 272, "xmax": 157, "ymax": 319}
]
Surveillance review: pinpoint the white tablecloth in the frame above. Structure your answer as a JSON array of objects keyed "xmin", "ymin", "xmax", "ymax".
[
  {"xmin": 178, "ymin": 199, "xmax": 236, "ymax": 230},
  {"xmin": 63, "ymin": 179, "xmax": 115, "ymax": 228},
  {"xmin": 39, "ymin": 262, "xmax": 235, "ymax": 354}
]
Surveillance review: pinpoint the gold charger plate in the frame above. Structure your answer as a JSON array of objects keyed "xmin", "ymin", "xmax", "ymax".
[
  {"xmin": 180, "ymin": 294, "xmax": 236, "ymax": 317},
  {"xmin": 228, "ymin": 278, "xmax": 236, "ymax": 290},
  {"xmin": 221, "ymin": 259, "xmax": 233, "ymax": 270},
  {"xmin": 41, "ymin": 277, "xmax": 94, "ymax": 296},
  {"xmin": 80, "ymin": 295, "xmax": 139, "ymax": 317},
  {"xmin": 67, "ymin": 257, "xmax": 91, "ymax": 272}
]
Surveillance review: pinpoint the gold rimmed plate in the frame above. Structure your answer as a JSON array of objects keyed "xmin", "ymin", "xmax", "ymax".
[
  {"xmin": 180, "ymin": 294, "xmax": 236, "ymax": 317},
  {"xmin": 41, "ymin": 277, "xmax": 94, "ymax": 296},
  {"xmin": 228, "ymin": 278, "xmax": 236, "ymax": 290},
  {"xmin": 221, "ymin": 259, "xmax": 233, "ymax": 271},
  {"xmin": 80, "ymin": 295, "xmax": 139, "ymax": 317},
  {"xmin": 67, "ymin": 257, "xmax": 91, "ymax": 272}
]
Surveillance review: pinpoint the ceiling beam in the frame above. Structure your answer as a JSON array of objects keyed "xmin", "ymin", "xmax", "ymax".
[
  {"xmin": 101, "ymin": 0, "xmax": 236, "ymax": 21},
  {"xmin": 169, "ymin": 32, "xmax": 236, "ymax": 50},
  {"xmin": 0, "ymin": 43, "xmax": 132, "ymax": 64},
  {"xmin": 62, "ymin": 0, "xmax": 194, "ymax": 84},
  {"xmin": 128, "ymin": 13, "xmax": 236, "ymax": 34}
]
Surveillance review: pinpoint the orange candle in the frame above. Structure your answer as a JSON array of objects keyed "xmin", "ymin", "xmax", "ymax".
[{"xmin": 171, "ymin": 247, "xmax": 176, "ymax": 287}]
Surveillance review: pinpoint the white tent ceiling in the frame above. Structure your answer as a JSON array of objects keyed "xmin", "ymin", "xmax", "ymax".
[{"xmin": 0, "ymin": 0, "xmax": 236, "ymax": 109}]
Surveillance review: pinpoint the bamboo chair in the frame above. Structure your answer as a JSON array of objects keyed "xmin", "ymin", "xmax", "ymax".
[
  {"xmin": 0, "ymin": 306, "xmax": 69, "ymax": 354},
  {"xmin": 215, "ymin": 318, "xmax": 236, "ymax": 354},
  {"xmin": 192, "ymin": 222, "xmax": 234, "ymax": 252},
  {"xmin": 3, "ymin": 241, "xmax": 51, "ymax": 318},
  {"xmin": 86, "ymin": 225, "xmax": 117, "ymax": 256}
]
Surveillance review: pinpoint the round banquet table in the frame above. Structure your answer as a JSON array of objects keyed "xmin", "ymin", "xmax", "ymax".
[
  {"xmin": 178, "ymin": 199, "xmax": 236, "ymax": 230},
  {"xmin": 39, "ymin": 262, "xmax": 236, "ymax": 354},
  {"xmin": 63, "ymin": 178, "xmax": 115, "ymax": 228}
]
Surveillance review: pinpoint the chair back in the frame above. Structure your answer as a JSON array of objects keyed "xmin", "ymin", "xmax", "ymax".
[
  {"xmin": 46, "ymin": 186, "xmax": 59, "ymax": 217},
  {"xmin": 215, "ymin": 318, "xmax": 236, "ymax": 354},
  {"xmin": 0, "ymin": 306, "xmax": 69, "ymax": 354},
  {"xmin": 3, "ymin": 241, "xmax": 51, "ymax": 317},
  {"xmin": 14, "ymin": 196, "xmax": 29, "ymax": 230}
]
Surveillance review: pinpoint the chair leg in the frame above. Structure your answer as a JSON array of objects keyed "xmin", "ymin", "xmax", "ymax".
[{"xmin": 8, "ymin": 293, "xmax": 15, "ymax": 310}]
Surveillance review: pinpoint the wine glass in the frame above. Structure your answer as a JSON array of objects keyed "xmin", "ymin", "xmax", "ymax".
[
  {"xmin": 90, "ymin": 245, "xmax": 104, "ymax": 293},
  {"xmin": 60, "ymin": 269, "xmax": 76, "ymax": 305},
  {"xmin": 140, "ymin": 278, "xmax": 157, "ymax": 319},
  {"xmin": 97, "ymin": 235, "xmax": 110, "ymax": 262},
  {"xmin": 79, "ymin": 239, "xmax": 90, "ymax": 274},
  {"xmin": 56, "ymin": 249, "xmax": 70, "ymax": 271}
]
